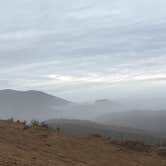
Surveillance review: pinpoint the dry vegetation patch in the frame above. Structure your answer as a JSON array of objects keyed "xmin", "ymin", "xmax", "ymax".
[{"xmin": 0, "ymin": 120, "xmax": 165, "ymax": 166}]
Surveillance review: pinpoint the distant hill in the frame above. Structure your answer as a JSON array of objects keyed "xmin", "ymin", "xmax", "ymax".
[
  {"xmin": 0, "ymin": 89, "xmax": 165, "ymax": 143},
  {"xmin": 44, "ymin": 119, "xmax": 166, "ymax": 144},
  {"xmin": 54, "ymin": 99, "xmax": 123, "ymax": 120},
  {"xmin": 0, "ymin": 89, "xmax": 71, "ymax": 121},
  {"xmin": 0, "ymin": 90, "xmax": 121, "ymax": 121},
  {"xmin": 0, "ymin": 90, "xmax": 123, "ymax": 121},
  {"xmin": 96, "ymin": 110, "xmax": 166, "ymax": 138}
]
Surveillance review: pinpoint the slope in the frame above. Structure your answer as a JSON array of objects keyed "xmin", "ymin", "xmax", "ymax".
[{"xmin": 0, "ymin": 120, "xmax": 166, "ymax": 166}]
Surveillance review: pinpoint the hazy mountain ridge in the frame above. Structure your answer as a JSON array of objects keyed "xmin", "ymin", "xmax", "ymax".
[
  {"xmin": 45, "ymin": 119, "xmax": 166, "ymax": 144},
  {"xmin": 0, "ymin": 89, "xmax": 70, "ymax": 105},
  {"xmin": 96, "ymin": 110, "xmax": 166, "ymax": 138},
  {"xmin": 0, "ymin": 89, "xmax": 166, "ymax": 142},
  {"xmin": 0, "ymin": 89, "xmax": 71, "ymax": 121}
]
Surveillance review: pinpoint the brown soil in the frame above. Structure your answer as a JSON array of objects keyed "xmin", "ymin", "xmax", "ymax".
[{"xmin": 0, "ymin": 120, "xmax": 165, "ymax": 166}]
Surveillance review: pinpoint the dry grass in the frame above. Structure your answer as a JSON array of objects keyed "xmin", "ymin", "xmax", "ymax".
[{"xmin": 0, "ymin": 120, "xmax": 165, "ymax": 166}]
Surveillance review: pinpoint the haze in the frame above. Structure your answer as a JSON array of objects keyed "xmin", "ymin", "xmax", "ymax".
[{"xmin": 0, "ymin": 0, "xmax": 166, "ymax": 108}]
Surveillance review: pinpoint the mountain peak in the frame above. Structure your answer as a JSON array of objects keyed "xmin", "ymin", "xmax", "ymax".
[{"xmin": 0, "ymin": 89, "xmax": 71, "ymax": 121}]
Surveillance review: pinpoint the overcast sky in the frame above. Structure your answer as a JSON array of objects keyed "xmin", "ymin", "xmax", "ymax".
[{"xmin": 0, "ymin": 0, "xmax": 166, "ymax": 102}]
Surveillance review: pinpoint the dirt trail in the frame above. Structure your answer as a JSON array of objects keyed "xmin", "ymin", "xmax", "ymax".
[{"xmin": 0, "ymin": 120, "xmax": 165, "ymax": 166}]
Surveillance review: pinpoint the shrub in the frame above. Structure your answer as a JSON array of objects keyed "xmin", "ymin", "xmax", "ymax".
[
  {"xmin": 16, "ymin": 120, "xmax": 20, "ymax": 123},
  {"xmin": 40, "ymin": 122, "xmax": 49, "ymax": 128},
  {"xmin": 114, "ymin": 140, "xmax": 151, "ymax": 152},
  {"xmin": 56, "ymin": 127, "xmax": 61, "ymax": 132},
  {"xmin": 23, "ymin": 125, "xmax": 30, "ymax": 130},
  {"xmin": 31, "ymin": 120, "xmax": 40, "ymax": 127},
  {"xmin": 22, "ymin": 120, "xmax": 27, "ymax": 125},
  {"xmin": 8, "ymin": 117, "xmax": 14, "ymax": 122},
  {"xmin": 91, "ymin": 134, "xmax": 102, "ymax": 138}
]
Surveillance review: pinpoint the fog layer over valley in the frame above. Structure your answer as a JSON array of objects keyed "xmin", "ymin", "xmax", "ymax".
[{"xmin": 0, "ymin": 89, "xmax": 165, "ymax": 142}]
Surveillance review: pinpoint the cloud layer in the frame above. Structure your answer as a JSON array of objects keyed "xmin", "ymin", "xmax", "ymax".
[{"xmin": 0, "ymin": 0, "xmax": 166, "ymax": 101}]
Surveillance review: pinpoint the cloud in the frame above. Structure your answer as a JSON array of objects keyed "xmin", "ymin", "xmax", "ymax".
[
  {"xmin": 1, "ymin": 54, "xmax": 166, "ymax": 91},
  {"xmin": 46, "ymin": 72, "xmax": 166, "ymax": 84},
  {"xmin": 0, "ymin": 0, "xmax": 166, "ymax": 101},
  {"xmin": 0, "ymin": 60, "xmax": 60, "ymax": 74}
]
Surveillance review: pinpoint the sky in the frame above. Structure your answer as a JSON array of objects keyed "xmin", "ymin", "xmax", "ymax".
[{"xmin": 0, "ymin": 0, "xmax": 166, "ymax": 103}]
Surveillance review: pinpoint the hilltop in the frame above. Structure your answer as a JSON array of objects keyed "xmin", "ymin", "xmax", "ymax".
[
  {"xmin": 0, "ymin": 89, "xmax": 71, "ymax": 121},
  {"xmin": 0, "ymin": 120, "xmax": 165, "ymax": 166}
]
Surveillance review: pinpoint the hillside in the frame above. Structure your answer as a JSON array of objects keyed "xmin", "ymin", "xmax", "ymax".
[
  {"xmin": 0, "ymin": 89, "xmax": 71, "ymax": 121},
  {"xmin": 0, "ymin": 120, "xmax": 165, "ymax": 166},
  {"xmin": 45, "ymin": 119, "xmax": 166, "ymax": 144},
  {"xmin": 0, "ymin": 89, "xmax": 123, "ymax": 121},
  {"xmin": 97, "ymin": 110, "xmax": 166, "ymax": 138}
]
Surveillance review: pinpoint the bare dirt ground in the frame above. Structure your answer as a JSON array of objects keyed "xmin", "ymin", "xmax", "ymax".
[{"xmin": 0, "ymin": 120, "xmax": 165, "ymax": 166}]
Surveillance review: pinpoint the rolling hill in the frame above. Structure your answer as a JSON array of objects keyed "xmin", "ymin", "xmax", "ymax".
[
  {"xmin": 45, "ymin": 119, "xmax": 166, "ymax": 144},
  {"xmin": 0, "ymin": 89, "xmax": 71, "ymax": 121},
  {"xmin": 0, "ymin": 120, "xmax": 165, "ymax": 166},
  {"xmin": 96, "ymin": 110, "xmax": 166, "ymax": 138},
  {"xmin": 0, "ymin": 89, "xmax": 165, "ymax": 143}
]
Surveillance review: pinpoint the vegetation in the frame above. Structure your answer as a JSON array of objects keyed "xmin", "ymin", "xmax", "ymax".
[
  {"xmin": 7, "ymin": 117, "xmax": 14, "ymax": 122},
  {"xmin": 40, "ymin": 122, "xmax": 49, "ymax": 128},
  {"xmin": 30, "ymin": 120, "xmax": 40, "ymax": 127},
  {"xmin": 91, "ymin": 134, "xmax": 102, "ymax": 138}
]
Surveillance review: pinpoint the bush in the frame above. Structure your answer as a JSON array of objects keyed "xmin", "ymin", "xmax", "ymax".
[
  {"xmin": 22, "ymin": 120, "xmax": 27, "ymax": 125},
  {"xmin": 40, "ymin": 122, "xmax": 49, "ymax": 128},
  {"xmin": 8, "ymin": 117, "xmax": 14, "ymax": 122},
  {"xmin": 31, "ymin": 120, "xmax": 40, "ymax": 127},
  {"xmin": 56, "ymin": 127, "xmax": 61, "ymax": 132},
  {"xmin": 91, "ymin": 134, "xmax": 102, "ymax": 138},
  {"xmin": 16, "ymin": 120, "xmax": 20, "ymax": 123},
  {"xmin": 113, "ymin": 140, "xmax": 151, "ymax": 152}
]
